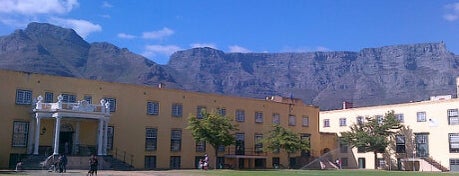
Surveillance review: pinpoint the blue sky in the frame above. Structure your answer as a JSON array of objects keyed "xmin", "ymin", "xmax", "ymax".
[{"xmin": 1, "ymin": 0, "xmax": 459, "ymax": 65}]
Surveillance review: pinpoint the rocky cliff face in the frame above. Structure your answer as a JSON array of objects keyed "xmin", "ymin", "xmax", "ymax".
[{"xmin": 1, "ymin": 23, "xmax": 458, "ymax": 110}]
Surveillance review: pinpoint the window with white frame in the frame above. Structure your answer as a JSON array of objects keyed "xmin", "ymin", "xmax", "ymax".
[
  {"xmin": 254, "ymin": 134, "xmax": 263, "ymax": 153},
  {"xmin": 395, "ymin": 135, "xmax": 406, "ymax": 153},
  {"xmin": 339, "ymin": 118, "xmax": 347, "ymax": 126},
  {"xmin": 395, "ymin": 113, "xmax": 404, "ymax": 123},
  {"xmin": 417, "ymin": 112, "xmax": 426, "ymax": 122},
  {"xmin": 44, "ymin": 92, "xmax": 54, "ymax": 103},
  {"xmin": 62, "ymin": 93, "xmax": 76, "ymax": 103},
  {"xmin": 145, "ymin": 128, "xmax": 157, "ymax": 151},
  {"xmin": 147, "ymin": 101, "xmax": 160, "ymax": 115},
  {"xmin": 288, "ymin": 115, "xmax": 296, "ymax": 126},
  {"xmin": 302, "ymin": 116, "xmax": 309, "ymax": 127},
  {"xmin": 16, "ymin": 89, "xmax": 32, "ymax": 105},
  {"xmin": 171, "ymin": 103, "xmax": 183, "ymax": 117},
  {"xmin": 448, "ymin": 109, "xmax": 459, "ymax": 125},
  {"xmin": 196, "ymin": 106, "xmax": 206, "ymax": 119},
  {"xmin": 170, "ymin": 129, "xmax": 182, "ymax": 151},
  {"xmin": 255, "ymin": 111, "xmax": 263, "ymax": 123},
  {"xmin": 235, "ymin": 109, "xmax": 245, "ymax": 122},
  {"xmin": 104, "ymin": 97, "xmax": 117, "ymax": 112},
  {"xmin": 196, "ymin": 140, "xmax": 206, "ymax": 152},
  {"xmin": 272, "ymin": 113, "xmax": 280, "ymax": 125},
  {"xmin": 84, "ymin": 95, "xmax": 92, "ymax": 104},
  {"xmin": 356, "ymin": 116, "xmax": 364, "ymax": 125},
  {"xmin": 323, "ymin": 119, "xmax": 330, "ymax": 127},
  {"xmin": 107, "ymin": 126, "xmax": 114, "ymax": 150},
  {"xmin": 449, "ymin": 133, "xmax": 459, "ymax": 153},
  {"xmin": 12, "ymin": 121, "xmax": 29, "ymax": 147},
  {"xmin": 218, "ymin": 108, "xmax": 226, "ymax": 116}
]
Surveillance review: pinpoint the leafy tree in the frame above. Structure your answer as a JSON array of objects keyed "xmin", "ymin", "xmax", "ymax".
[
  {"xmin": 263, "ymin": 125, "xmax": 310, "ymax": 168},
  {"xmin": 186, "ymin": 111, "xmax": 238, "ymax": 169},
  {"xmin": 340, "ymin": 111, "xmax": 403, "ymax": 169}
]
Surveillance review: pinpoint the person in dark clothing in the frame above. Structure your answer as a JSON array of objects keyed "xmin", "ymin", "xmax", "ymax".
[
  {"xmin": 60, "ymin": 154, "xmax": 68, "ymax": 173},
  {"xmin": 87, "ymin": 155, "xmax": 98, "ymax": 176}
]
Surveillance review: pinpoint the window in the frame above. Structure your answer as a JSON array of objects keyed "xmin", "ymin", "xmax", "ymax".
[
  {"xmin": 236, "ymin": 110, "xmax": 245, "ymax": 122},
  {"xmin": 302, "ymin": 116, "xmax": 309, "ymax": 127},
  {"xmin": 145, "ymin": 156, "xmax": 156, "ymax": 169},
  {"xmin": 145, "ymin": 128, "xmax": 157, "ymax": 151},
  {"xmin": 218, "ymin": 108, "xmax": 226, "ymax": 116},
  {"xmin": 44, "ymin": 92, "xmax": 54, "ymax": 103},
  {"xmin": 395, "ymin": 113, "xmax": 404, "ymax": 123},
  {"xmin": 218, "ymin": 145, "xmax": 225, "ymax": 152},
  {"xmin": 255, "ymin": 112, "xmax": 263, "ymax": 123},
  {"xmin": 300, "ymin": 134, "xmax": 311, "ymax": 157},
  {"xmin": 16, "ymin": 89, "xmax": 32, "ymax": 105},
  {"xmin": 170, "ymin": 156, "xmax": 181, "ymax": 169},
  {"xmin": 395, "ymin": 135, "xmax": 406, "ymax": 153},
  {"xmin": 377, "ymin": 158, "xmax": 385, "ymax": 168},
  {"xmin": 196, "ymin": 140, "xmax": 206, "ymax": 152},
  {"xmin": 449, "ymin": 133, "xmax": 459, "ymax": 153},
  {"xmin": 84, "ymin": 95, "xmax": 92, "ymax": 104},
  {"xmin": 107, "ymin": 126, "xmax": 114, "ymax": 150},
  {"xmin": 171, "ymin": 103, "xmax": 183, "ymax": 117},
  {"xmin": 339, "ymin": 118, "xmax": 347, "ymax": 126},
  {"xmin": 272, "ymin": 113, "xmax": 280, "ymax": 125},
  {"xmin": 197, "ymin": 106, "xmax": 206, "ymax": 119},
  {"xmin": 417, "ymin": 112, "xmax": 426, "ymax": 122},
  {"xmin": 356, "ymin": 116, "xmax": 364, "ymax": 125},
  {"xmin": 147, "ymin": 101, "xmax": 160, "ymax": 115},
  {"xmin": 170, "ymin": 129, "xmax": 182, "ymax": 152},
  {"xmin": 12, "ymin": 121, "xmax": 29, "ymax": 147},
  {"xmin": 236, "ymin": 133, "xmax": 245, "ymax": 155},
  {"xmin": 62, "ymin": 93, "xmax": 76, "ymax": 103},
  {"xmin": 376, "ymin": 115, "xmax": 383, "ymax": 124},
  {"xmin": 254, "ymin": 134, "xmax": 263, "ymax": 153},
  {"xmin": 288, "ymin": 115, "xmax": 296, "ymax": 126},
  {"xmin": 272, "ymin": 157, "xmax": 280, "ymax": 168},
  {"xmin": 341, "ymin": 158, "xmax": 348, "ymax": 167},
  {"xmin": 448, "ymin": 109, "xmax": 459, "ymax": 125},
  {"xmin": 339, "ymin": 138, "xmax": 348, "ymax": 153},
  {"xmin": 323, "ymin": 119, "xmax": 330, "ymax": 127},
  {"xmin": 104, "ymin": 97, "xmax": 116, "ymax": 112}
]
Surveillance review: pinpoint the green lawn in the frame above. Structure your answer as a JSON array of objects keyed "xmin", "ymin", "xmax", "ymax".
[{"xmin": 196, "ymin": 169, "xmax": 459, "ymax": 176}]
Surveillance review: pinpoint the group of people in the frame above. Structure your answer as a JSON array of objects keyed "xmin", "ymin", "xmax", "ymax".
[
  {"xmin": 199, "ymin": 154, "xmax": 209, "ymax": 170},
  {"xmin": 49, "ymin": 154, "xmax": 68, "ymax": 173},
  {"xmin": 87, "ymin": 154, "xmax": 99, "ymax": 176}
]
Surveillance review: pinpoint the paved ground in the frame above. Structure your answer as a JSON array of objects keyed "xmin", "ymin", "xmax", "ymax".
[{"xmin": 0, "ymin": 169, "xmax": 210, "ymax": 176}]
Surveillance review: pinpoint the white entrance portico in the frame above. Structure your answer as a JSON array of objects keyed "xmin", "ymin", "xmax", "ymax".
[{"xmin": 32, "ymin": 95, "xmax": 111, "ymax": 156}]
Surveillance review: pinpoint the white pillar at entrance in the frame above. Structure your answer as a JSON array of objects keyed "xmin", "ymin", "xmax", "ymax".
[
  {"xmin": 74, "ymin": 121, "xmax": 80, "ymax": 155},
  {"xmin": 33, "ymin": 116, "xmax": 41, "ymax": 155},
  {"xmin": 97, "ymin": 119, "xmax": 104, "ymax": 155},
  {"xmin": 102, "ymin": 120, "xmax": 108, "ymax": 155},
  {"xmin": 53, "ymin": 116, "xmax": 62, "ymax": 155}
]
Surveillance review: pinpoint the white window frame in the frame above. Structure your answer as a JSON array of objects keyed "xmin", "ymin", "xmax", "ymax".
[
  {"xmin": 171, "ymin": 103, "xmax": 183, "ymax": 117},
  {"xmin": 288, "ymin": 115, "xmax": 296, "ymax": 126},
  {"xmin": 272, "ymin": 113, "xmax": 280, "ymax": 125},
  {"xmin": 147, "ymin": 101, "xmax": 160, "ymax": 115},
  {"xmin": 16, "ymin": 89, "xmax": 32, "ymax": 105},
  {"xmin": 236, "ymin": 110, "xmax": 245, "ymax": 122},
  {"xmin": 255, "ymin": 111, "xmax": 263, "ymax": 123},
  {"xmin": 12, "ymin": 121, "xmax": 29, "ymax": 147},
  {"xmin": 145, "ymin": 128, "xmax": 157, "ymax": 151},
  {"xmin": 302, "ymin": 116, "xmax": 309, "ymax": 127},
  {"xmin": 417, "ymin": 112, "xmax": 426, "ymax": 122},
  {"xmin": 339, "ymin": 118, "xmax": 347, "ymax": 126}
]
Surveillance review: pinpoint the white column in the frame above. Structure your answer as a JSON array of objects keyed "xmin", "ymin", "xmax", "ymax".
[
  {"xmin": 97, "ymin": 119, "xmax": 103, "ymax": 155},
  {"xmin": 102, "ymin": 120, "xmax": 108, "ymax": 155},
  {"xmin": 74, "ymin": 121, "xmax": 80, "ymax": 155},
  {"xmin": 53, "ymin": 116, "xmax": 61, "ymax": 155},
  {"xmin": 33, "ymin": 116, "xmax": 41, "ymax": 155}
]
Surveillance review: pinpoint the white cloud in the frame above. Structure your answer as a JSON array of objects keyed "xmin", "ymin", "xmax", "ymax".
[
  {"xmin": 444, "ymin": 2, "xmax": 459, "ymax": 21},
  {"xmin": 0, "ymin": 0, "xmax": 79, "ymax": 15},
  {"xmin": 48, "ymin": 17, "xmax": 102, "ymax": 38},
  {"xmin": 102, "ymin": 1, "xmax": 113, "ymax": 8},
  {"xmin": 142, "ymin": 27, "xmax": 174, "ymax": 39},
  {"xmin": 117, "ymin": 33, "xmax": 136, "ymax": 39},
  {"xmin": 142, "ymin": 44, "xmax": 182, "ymax": 58},
  {"xmin": 190, "ymin": 43, "xmax": 218, "ymax": 49},
  {"xmin": 228, "ymin": 45, "xmax": 251, "ymax": 53}
]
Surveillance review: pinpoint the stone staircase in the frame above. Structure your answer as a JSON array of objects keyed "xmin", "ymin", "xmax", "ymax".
[
  {"xmin": 421, "ymin": 157, "xmax": 449, "ymax": 172},
  {"xmin": 101, "ymin": 156, "xmax": 135, "ymax": 171}
]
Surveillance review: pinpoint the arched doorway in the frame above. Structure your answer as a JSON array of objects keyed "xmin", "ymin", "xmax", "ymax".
[{"xmin": 59, "ymin": 123, "xmax": 74, "ymax": 155}]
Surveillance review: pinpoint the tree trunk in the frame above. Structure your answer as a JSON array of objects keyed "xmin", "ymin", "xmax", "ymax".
[
  {"xmin": 287, "ymin": 152, "xmax": 291, "ymax": 169},
  {"xmin": 373, "ymin": 151, "xmax": 378, "ymax": 169},
  {"xmin": 214, "ymin": 146, "xmax": 219, "ymax": 169}
]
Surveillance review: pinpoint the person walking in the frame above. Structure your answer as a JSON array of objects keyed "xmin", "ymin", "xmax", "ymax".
[
  {"xmin": 87, "ymin": 155, "xmax": 98, "ymax": 176},
  {"xmin": 61, "ymin": 154, "xmax": 68, "ymax": 173}
]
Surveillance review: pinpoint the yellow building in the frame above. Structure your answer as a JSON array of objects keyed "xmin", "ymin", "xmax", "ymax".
[
  {"xmin": 320, "ymin": 95, "xmax": 459, "ymax": 172},
  {"xmin": 0, "ymin": 69, "xmax": 334, "ymax": 170}
]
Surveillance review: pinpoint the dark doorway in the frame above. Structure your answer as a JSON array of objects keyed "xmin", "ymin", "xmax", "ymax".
[
  {"xmin": 59, "ymin": 132, "xmax": 73, "ymax": 155},
  {"xmin": 358, "ymin": 157, "xmax": 366, "ymax": 169}
]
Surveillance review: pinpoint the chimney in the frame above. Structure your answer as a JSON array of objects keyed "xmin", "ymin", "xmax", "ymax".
[
  {"xmin": 342, "ymin": 101, "xmax": 353, "ymax": 109},
  {"xmin": 158, "ymin": 83, "xmax": 165, "ymax": 88}
]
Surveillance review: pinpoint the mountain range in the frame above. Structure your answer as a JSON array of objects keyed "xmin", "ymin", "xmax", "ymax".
[{"xmin": 1, "ymin": 22, "xmax": 458, "ymax": 110}]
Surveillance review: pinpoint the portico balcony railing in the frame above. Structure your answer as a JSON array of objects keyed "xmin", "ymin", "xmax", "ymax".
[{"xmin": 33, "ymin": 95, "xmax": 110, "ymax": 115}]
